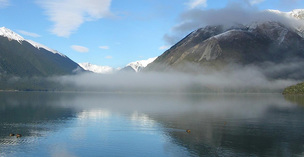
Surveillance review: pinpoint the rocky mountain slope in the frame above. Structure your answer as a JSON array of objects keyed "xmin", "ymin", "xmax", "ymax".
[
  {"xmin": 0, "ymin": 27, "xmax": 83, "ymax": 77},
  {"xmin": 146, "ymin": 10, "xmax": 304, "ymax": 79}
]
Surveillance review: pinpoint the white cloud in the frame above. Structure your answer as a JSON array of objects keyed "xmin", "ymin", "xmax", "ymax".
[
  {"xmin": 37, "ymin": 0, "xmax": 112, "ymax": 37},
  {"xmin": 71, "ymin": 45, "xmax": 89, "ymax": 53},
  {"xmin": 159, "ymin": 45, "xmax": 170, "ymax": 50},
  {"xmin": 187, "ymin": 0, "xmax": 207, "ymax": 9},
  {"xmin": 105, "ymin": 56, "xmax": 112, "ymax": 59},
  {"xmin": 0, "ymin": 0, "xmax": 9, "ymax": 8},
  {"xmin": 17, "ymin": 30, "xmax": 41, "ymax": 38},
  {"xmin": 99, "ymin": 46, "xmax": 110, "ymax": 50},
  {"xmin": 249, "ymin": 0, "xmax": 265, "ymax": 5}
]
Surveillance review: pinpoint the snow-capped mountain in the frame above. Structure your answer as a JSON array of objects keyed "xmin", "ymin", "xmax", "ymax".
[
  {"xmin": 0, "ymin": 27, "xmax": 24, "ymax": 43},
  {"xmin": 80, "ymin": 57, "xmax": 157, "ymax": 74},
  {"xmin": 125, "ymin": 57, "xmax": 157, "ymax": 72},
  {"xmin": 0, "ymin": 27, "xmax": 83, "ymax": 77},
  {"xmin": 79, "ymin": 63, "xmax": 118, "ymax": 74},
  {"xmin": 0, "ymin": 27, "xmax": 65, "ymax": 57},
  {"xmin": 267, "ymin": 9, "xmax": 304, "ymax": 37},
  {"xmin": 146, "ymin": 17, "xmax": 304, "ymax": 79}
]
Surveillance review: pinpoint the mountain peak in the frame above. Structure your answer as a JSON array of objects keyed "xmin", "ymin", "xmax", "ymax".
[
  {"xmin": 79, "ymin": 63, "xmax": 117, "ymax": 74},
  {"xmin": 0, "ymin": 27, "xmax": 24, "ymax": 43},
  {"xmin": 0, "ymin": 27, "xmax": 66, "ymax": 57},
  {"xmin": 80, "ymin": 57, "xmax": 157, "ymax": 74},
  {"xmin": 126, "ymin": 57, "xmax": 157, "ymax": 72},
  {"xmin": 147, "ymin": 20, "xmax": 304, "ymax": 79}
]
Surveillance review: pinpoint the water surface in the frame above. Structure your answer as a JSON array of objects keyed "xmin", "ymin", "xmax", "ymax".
[{"xmin": 0, "ymin": 92, "xmax": 304, "ymax": 157}]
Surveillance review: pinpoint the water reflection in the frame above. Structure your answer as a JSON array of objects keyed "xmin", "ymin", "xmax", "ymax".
[
  {"xmin": 0, "ymin": 92, "xmax": 304, "ymax": 156},
  {"xmin": 284, "ymin": 95, "xmax": 304, "ymax": 107},
  {"xmin": 152, "ymin": 98, "xmax": 304, "ymax": 156},
  {"xmin": 0, "ymin": 92, "xmax": 76, "ymax": 143}
]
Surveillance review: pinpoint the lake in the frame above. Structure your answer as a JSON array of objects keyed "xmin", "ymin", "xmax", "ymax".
[{"xmin": 0, "ymin": 92, "xmax": 304, "ymax": 157}]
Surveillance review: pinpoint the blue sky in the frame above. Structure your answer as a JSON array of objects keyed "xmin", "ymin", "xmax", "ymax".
[{"xmin": 0, "ymin": 0, "xmax": 303, "ymax": 68}]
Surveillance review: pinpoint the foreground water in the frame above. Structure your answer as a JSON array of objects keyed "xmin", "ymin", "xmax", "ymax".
[{"xmin": 0, "ymin": 92, "xmax": 304, "ymax": 157}]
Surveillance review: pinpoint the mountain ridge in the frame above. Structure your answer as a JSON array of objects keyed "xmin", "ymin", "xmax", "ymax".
[
  {"xmin": 0, "ymin": 27, "xmax": 83, "ymax": 77},
  {"xmin": 146, "ymin": 10, "xmax": 304, "ymax": 80},
  {"xmin": 0, "ymin": 27, "xmax": 66, "ymax": 57},
  {"xmin": 80, "ymin": 57, "xmax": 156, "ymax": 73}
]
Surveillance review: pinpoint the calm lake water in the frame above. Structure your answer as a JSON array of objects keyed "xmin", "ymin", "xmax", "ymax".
[{"xmin": 1, "ymin": 92, "xmax": 304, "ymax": 157}]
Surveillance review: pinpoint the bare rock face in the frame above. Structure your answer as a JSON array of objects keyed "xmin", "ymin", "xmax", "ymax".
[{"xmin": 153, "ymin": 26, "xmax": 224, "ymax": 66}]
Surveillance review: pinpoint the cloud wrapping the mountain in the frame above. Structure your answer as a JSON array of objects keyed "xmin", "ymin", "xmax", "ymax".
[
  {"xmin": 164, "ymin": 2, "xmax": 303, "ymax": 44},
  {"xmin": 37, "ymin": 0, "xmax": 112, "ymax": 37}
]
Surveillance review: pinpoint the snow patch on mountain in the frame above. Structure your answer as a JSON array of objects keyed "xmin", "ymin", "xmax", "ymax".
[
  {"xmin": 0, "ymin": 27, "xmax": 66, "ymax": 57},
  {"xmin": 26, "ymin": 40, "xmax": 66, "ymax": 57},
  {"xmin": 80, "ymin": 57, "xmax": 157, "ymax": 74},
  {"xmin": 126, "ymin": 57, "xmax": 157, "ymax": 72},
  {"xmin": 289, "ymin": 9, "xmax": 304, "ymax": 20},
  {"xmin": 214, "ymin": 30, "xmax": 238, "ymax": 39},
  {"xmin": 79, "ymin": 63, "xmax": 118, "ymax": 74},
  {"xmin": 0, "ymin": 27, "xmax": 24, "ymax": 43}
]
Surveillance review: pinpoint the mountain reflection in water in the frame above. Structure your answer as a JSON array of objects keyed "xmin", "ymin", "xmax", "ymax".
[{"xmin": 0, "ymin": 92, "xmax": 304, "ymax": 157}]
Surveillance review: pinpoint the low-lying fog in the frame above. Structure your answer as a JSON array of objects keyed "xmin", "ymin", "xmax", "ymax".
[{"xmin": 53, "ymin": 62, "xmax": 303, "ymax": 93}]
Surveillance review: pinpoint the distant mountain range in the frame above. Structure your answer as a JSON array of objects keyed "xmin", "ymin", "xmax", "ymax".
[
  {"xmin": 120, "ymin": 57, "xmax": 157, "ymax": 72},
  {"xmin": 79, "ymin": 57, "xmax": 156, "ymax": 73},
  {"xmin": 0, "ymin": 27, "xmax": 83, "ymax": 77},
  {"xmin": 0, "ymin": 26, "xmax": 156, "ymax": 77},
  {"xmin": 79, "ymin": 63, "xmax": 118, "ymax": 74},
  {"xmin": 1, "ymin": 9, "xmax": 304, "ymax": 92},
  {"xmin": 146, "ymin": 9, "xmax": 304, "ymax": 80}
]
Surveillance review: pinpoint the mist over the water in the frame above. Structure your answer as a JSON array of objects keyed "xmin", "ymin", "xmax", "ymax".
[
  {"xmin": 52, "ymin": 1, "xmax": 304, "ymax": 93},
  {"xmin": 53, "ymin": 63, "xmax": 301, "ymax": 93}
]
